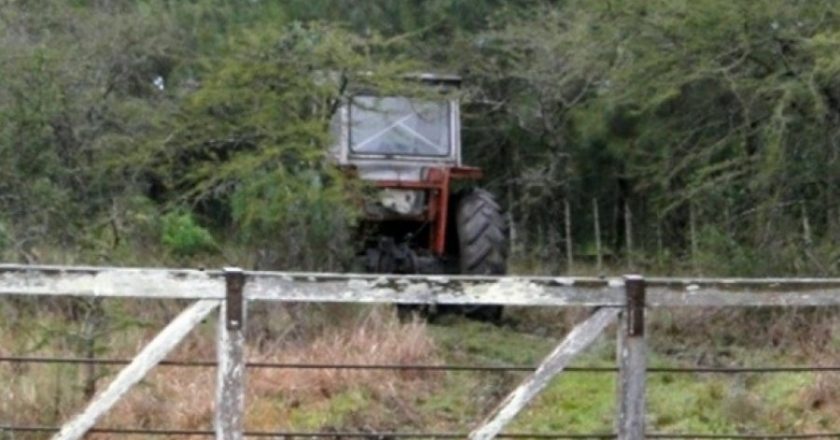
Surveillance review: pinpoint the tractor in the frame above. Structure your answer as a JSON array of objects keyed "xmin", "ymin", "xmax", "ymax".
[{"xmin": 329, "ymin": 74, "xmax": 508, "ymax": 320}]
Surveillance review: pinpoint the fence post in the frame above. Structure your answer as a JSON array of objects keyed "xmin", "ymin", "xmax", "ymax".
[
  {"xmin": 617, "ymin": 275, "xmax": 646, "ymax": 440},
  {"xmin": 216, "ymin": 268, "xmax": 246, "ymax": 440}
]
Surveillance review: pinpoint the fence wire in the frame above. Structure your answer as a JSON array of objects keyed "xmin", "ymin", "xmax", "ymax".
[
  {"xmin": 4, "ymin": 356, "xmax": 840, "ymax": 374},
  {"xmin": 6, "ymin": 426, "xmax": 840, "ymax": 439},
  {"xmin": 0, "ymin": 426, "xmax": 616, "ymax": 439}
]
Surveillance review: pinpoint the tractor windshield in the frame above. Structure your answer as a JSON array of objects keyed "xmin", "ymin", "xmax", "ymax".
[{"xmin": 349, "ymin": 96, "xmax": 450, "ymax": 157}]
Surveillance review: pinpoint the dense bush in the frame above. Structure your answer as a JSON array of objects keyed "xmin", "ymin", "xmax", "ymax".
[
  {"xmin": 0, "ymin": 220, "xmax": 8, "ymax": 254},
  {"xmin": 160, "ymin": 211, "xmax": 217, "ymax": 257}
]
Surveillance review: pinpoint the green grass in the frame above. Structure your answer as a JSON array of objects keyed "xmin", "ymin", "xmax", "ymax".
[
  {"xmin": 510, "ymin": 373, "xmax": 616, "ymax": 433},
  {"xmin": 260, "ymin": 312, "xmax": 838, "ymax": 434},
  {"xmin": 286, "ymin": 389, "xmax": 373, "ymax": 429},
  {"xmin": 420, "ymin": 316, "xmax": 834, "ymax": 435},
  {"xmin": 429, "ymin": 318, "xmax": 557, "ymax": 365}
]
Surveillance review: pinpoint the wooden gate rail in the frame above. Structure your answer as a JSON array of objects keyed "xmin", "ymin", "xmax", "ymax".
[{"xmin": 6, "ymin": 264, "xmax": 840, "ymax": 307}]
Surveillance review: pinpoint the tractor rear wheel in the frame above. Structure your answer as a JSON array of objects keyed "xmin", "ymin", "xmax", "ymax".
[{"xmin": 455, "ymin": 188, "xmax": 508, "ymax": 321}]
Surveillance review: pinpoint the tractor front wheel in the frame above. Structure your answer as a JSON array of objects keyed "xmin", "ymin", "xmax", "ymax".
[{"xmin": 455, "ymin": 188, "xmax": 508, "ymax": 321}]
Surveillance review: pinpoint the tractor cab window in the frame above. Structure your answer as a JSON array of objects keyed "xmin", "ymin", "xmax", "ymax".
[{"xmin": 349, "ymin": 96, "xmax": 450, "ymax": 157}]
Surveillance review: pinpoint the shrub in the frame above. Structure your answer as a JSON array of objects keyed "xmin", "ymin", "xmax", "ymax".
[
  {"xmin": 160, "ymin": 211, "xmax": 217, "ymax": 257},
  {"xmin": 231, "ymin": 168, "xmax": 359, "ymax": 270},
  {"xmin": 694, "ymin": 225, "xmax": 762, "ymax": 276}
]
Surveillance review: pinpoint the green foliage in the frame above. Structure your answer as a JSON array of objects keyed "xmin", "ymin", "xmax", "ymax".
[
  {"xmin": 4, "ymin": 0, "xmax": 840, "ymax": 274},
  {"xmin": 230, "ymin": 168, "xmax": 359, "ymax": 269},
  {"xmin": 138, "ymin": 20, "xmax": 418, "ymax": 269},
  {"xmin": 152, "ymin": 20, "xmax": 417, "ymax": 191},
  {"xmin": 0, "ymin": 2, "xmax": 416, "ymax": 267},
  {"xmin": 693, "ymin": 225, "xmax": 763, "ymax": 276},
  {"xmin": 459, "ymin": 0, "xmax": 840, "ymax": 274},
  {"xmin": 0, "ymin": 1, "xmax": 183, "ymax": 258},
  {"xmin": 0, "ymin": 220, "xmax": 8, "ymax": 252},
  {"xmin": 161, "ymin": 211, "xmax": 217, "ymax": 256}
]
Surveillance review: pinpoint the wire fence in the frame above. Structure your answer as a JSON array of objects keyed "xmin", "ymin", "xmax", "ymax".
[
  {"xmin": 4, "ymin": 353, "xmax": 840, "ymax": 439},
  {"xmin": 5, "ymin": 425, "xmax": 840, "ymax": 439},
  {"xmin": 0, "ymin": 426, "xmax": 615, "ymax": 439},
  {"xmin": 5, "ymin": 356, "xmax": 840, "ymax": 374}
]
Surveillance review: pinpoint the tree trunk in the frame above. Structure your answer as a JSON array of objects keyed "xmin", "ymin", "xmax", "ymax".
[
  {"xmin": 564, "ymin": 198, "xmax": 573, "ymax": 273},
  {"xmin": 624, "ymin": 201, "xmax": 633, "ymax": 270},
  {"xmin": 593, "ymin": 198, "xmax": 603, "ymax": 272}
]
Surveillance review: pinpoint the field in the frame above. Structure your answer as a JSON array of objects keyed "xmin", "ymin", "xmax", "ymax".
[{"xmin": 3, "ymin": 299, "xmax": 840, "ymax": 437}]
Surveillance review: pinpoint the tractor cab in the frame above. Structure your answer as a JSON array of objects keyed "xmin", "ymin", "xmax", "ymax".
[{"xmin": 330, "ymin": 73, "xmax": 466, "ymax": 182}]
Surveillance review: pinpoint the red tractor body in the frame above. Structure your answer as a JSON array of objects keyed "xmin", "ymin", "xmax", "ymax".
[{"xmin": 373, "ymin": 165, "xmax": 483, "ymax": 255}]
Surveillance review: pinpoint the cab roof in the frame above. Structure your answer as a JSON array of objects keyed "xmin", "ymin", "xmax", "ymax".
[{"xmin": 403, "ymin": 73, "xmax": 462, "ymax": 86}]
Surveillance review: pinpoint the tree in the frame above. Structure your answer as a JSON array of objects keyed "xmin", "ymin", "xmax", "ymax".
[{"xmin": 135, "ymin": 22, "xmax": 418, "ymax": 269}]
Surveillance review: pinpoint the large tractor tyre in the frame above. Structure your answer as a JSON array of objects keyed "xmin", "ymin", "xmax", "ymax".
[{"xmin": 455, "ymin": 188, "xmax": 508, "ymax": 322}]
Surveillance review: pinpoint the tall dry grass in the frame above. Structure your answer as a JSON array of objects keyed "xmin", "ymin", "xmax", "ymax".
[
  {"xmin": 1, "ymin": 305, "xmax": 440, "ymax": 435},
  {"xmin": 246, "ymin": 307, "xmax": 440, "ymax": 429}
]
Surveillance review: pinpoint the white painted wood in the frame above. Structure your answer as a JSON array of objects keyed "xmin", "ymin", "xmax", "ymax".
[
  {"xmin": 12, "ymin": 264, "xmax": 840, "ymax": 286},
  {"xmin": 215, "ymin": 301, "xmax": 245, "ymax": 440},
  {"xmin": 647, "ymin": 287, "xmax": 840, "ymax": 307},
  {"xmin": 246, "ymin": 274, "xmax": 623, "ymax": 306},
  {"xmin": 0, "ymin": 265, "xmax": 223, "ymax": 299},
  {"xmin": 245, "ymin": 270, "xmax": 613, "ymax": 286},
  {"xmin": 646, "ymin": 276, "xmax": 840, "ymax": 285},
  {"xmin": 468, "ymin": 307, "xmax": 620, "ymax": 440},
  {"xmin": 52, "ymin": 299, "xmax": 220, "ymax": 440},
  {"xmin": 7, "ymin": 264, "xmax": 840, "ymax": 307},
  {"xmin": 0, "ymin": 264, "xmax": 624, "ymax": 305}
]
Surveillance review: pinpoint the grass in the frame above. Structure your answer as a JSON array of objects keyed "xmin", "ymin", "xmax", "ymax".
[
  {"xmin": 511, "ymin": 372, "xmax": 616, "ymax": 433},
  {"xmin": 423, "ymin": 310, "xmax": 840, "ymax": 435}
]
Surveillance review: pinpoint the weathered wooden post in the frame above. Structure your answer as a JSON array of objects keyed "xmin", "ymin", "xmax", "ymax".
[
  {"xmin": 617, "ymin": 275, "xmax": 646, "ymax": 440},
  {"xmin": 216, "ymin": 268, "xmax": 246, "ymax": 440}
]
